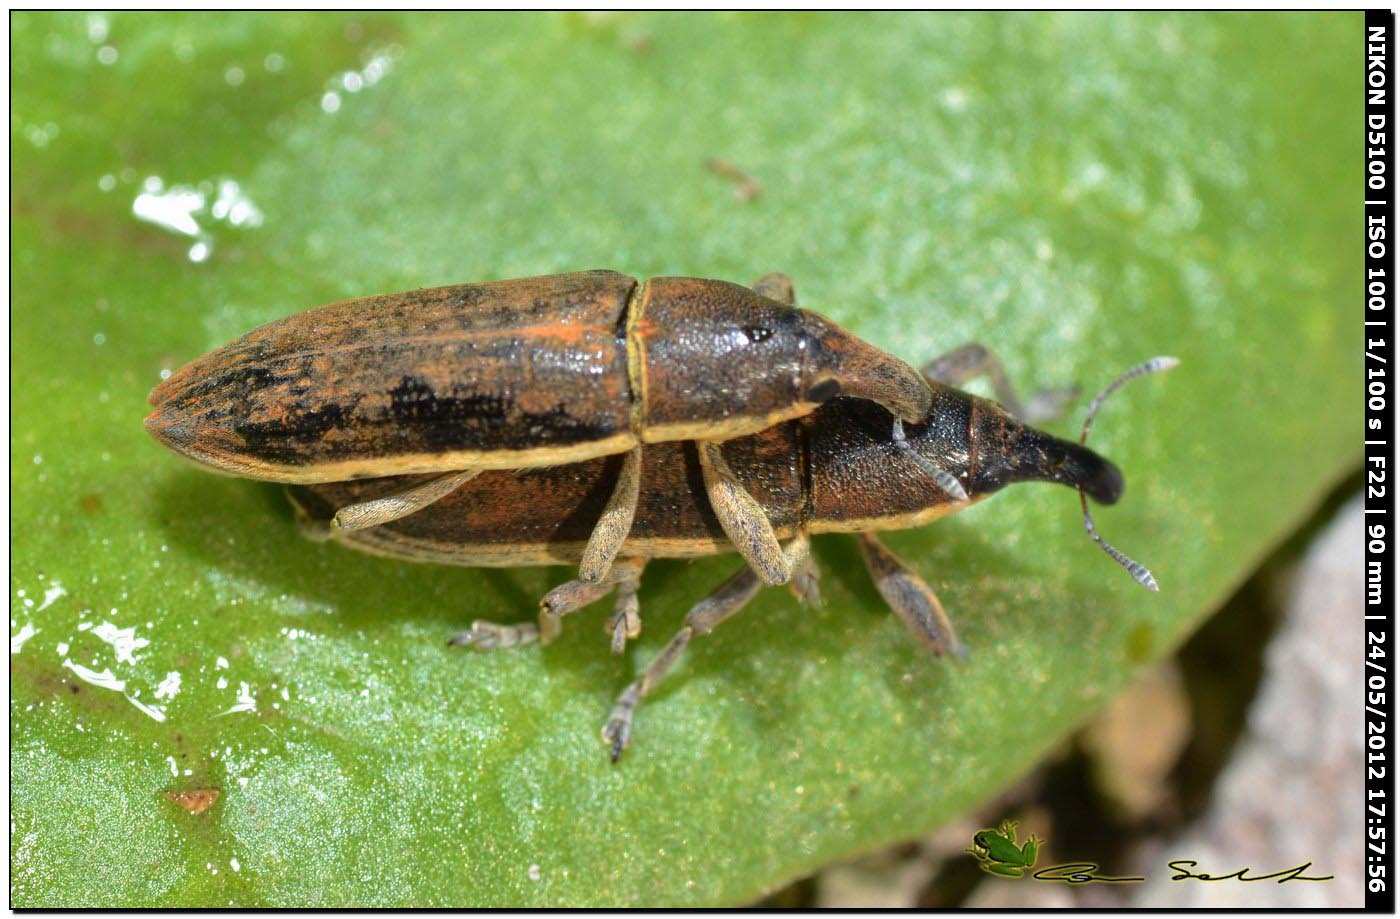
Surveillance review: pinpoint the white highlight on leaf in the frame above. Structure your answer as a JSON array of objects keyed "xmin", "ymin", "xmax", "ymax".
[
  {"xmin": 37, "ymin": 582, "xmax": 66, "ymax": 611},
  {"xmin": 63, "ymin": 660, "xmax": 126, "ymax": 692},
  {"xmin": 91, "ymin": 621, "xmax": 150, "ymax": 664},
  {"xmin": 125, "ymin": 695, "xmax": 166, "ymax": 722},
  {"xmin": 132, "ymin": 184, "xmax": 204, "ymax": 236},
  {"xmin": 216, "ymin": 682, "xmax": 257, "ymax": 717},
  {"xmin": 11, "ymin": 623, "xmax": 37, "ymax": 653},
  {"xmin": 155, "ymin": 671, "xmax": 182, "ymax": 700}
]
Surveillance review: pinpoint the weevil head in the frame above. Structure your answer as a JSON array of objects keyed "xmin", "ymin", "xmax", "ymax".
[
  {"xmin": 964, "ymin": 395, "xmax": 1123, "ymax": 505},
  {"xmin": 797, "ymin": 311, "xmax": 933, "ymax": 424}
]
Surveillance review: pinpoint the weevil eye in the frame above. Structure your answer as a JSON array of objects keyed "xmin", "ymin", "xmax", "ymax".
[
  {"xmin": 804, "ymin": 378, "xmax": 842, "ymax": 403},
  {"xmin": 743, "ymin": 325, "xmax": 773, "ymax": 344}
]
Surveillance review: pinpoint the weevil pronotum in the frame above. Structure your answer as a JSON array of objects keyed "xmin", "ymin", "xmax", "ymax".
[
  {"xmin": 146, "ymin": 271, "xmax": 938, "ymax": 587},
  {"xmin": 286, "ymin": 355, "xmax": 1176, "ymax": 760}
]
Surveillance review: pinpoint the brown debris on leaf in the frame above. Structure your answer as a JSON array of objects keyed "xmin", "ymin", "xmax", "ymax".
[
  {"xmin": 165, "ymin": 788, "xmax": 220, "ymax": 815},
  {"xmin": 704, "ymin": 157, "xmax": 762, "ymax": 201}
]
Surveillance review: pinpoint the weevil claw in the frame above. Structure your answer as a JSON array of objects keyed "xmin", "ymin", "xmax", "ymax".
[
  {"xmin": 603, "ymin": 682, "xmax": 640, "ymax": 761},
  {"xmin": 603, "ymin": 718, "xmax": 631, "ymax": 762}
]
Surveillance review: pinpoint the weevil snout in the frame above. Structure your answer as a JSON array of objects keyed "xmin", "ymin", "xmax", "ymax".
[
  {"xmin": 968, "ymin": 401, "xmax": 1124, "ymax": 504},
  {"xmin": 800, "ymin": 312, "xmax": 933, "ymax": 424}
]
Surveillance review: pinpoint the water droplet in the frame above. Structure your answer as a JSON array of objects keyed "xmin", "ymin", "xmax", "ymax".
[
  {"xmin": 264, "ymin": 52, "xmax": 285, "ymax": 73},
  {"xmin": 188, "ymin": 241, "xmax": 210, "ymax": 263},
  {"xmin": 98, "ymin": 173, "xmax": 116, "ymax": 192},
  {"xmin": 86, "ymin": 15, "xmax": 109, "ymax": 44},
  {"xmin": 93, "ymin": 332, "xmax": 106, "ymax": 346},
  {"xmin": 224, "ymin": 65, "xmax": 245, "ymax": 87},
  {"xmin": 96, "ymin": 45, "xmax": 118, "ymax": 66},
  {"xmin": 320, "ymin": 91, "xmax": 341, "ymax": 114}
]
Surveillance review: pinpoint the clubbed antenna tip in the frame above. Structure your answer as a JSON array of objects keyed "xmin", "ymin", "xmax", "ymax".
[{"xmin": 1078, "ymin": 356, "xmax": 1178, "ymax": 590}]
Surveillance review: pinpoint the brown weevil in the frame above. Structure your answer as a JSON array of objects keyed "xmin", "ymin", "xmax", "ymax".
[
  {"xmin": 147, "ymin": 271, "xmax": 937, "ymax": 587},
  {"xmin": 287, "ymin": 354, "xmax": 1176, "ymax": 759}
]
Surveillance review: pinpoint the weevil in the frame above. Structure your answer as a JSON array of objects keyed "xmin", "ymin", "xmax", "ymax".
[
  {"xmin": 146, "ymin": 271, "xmax": 937, "ymax": 587},
  {"xmin": 287, "ymin": 354, "xmax": 1176, "ymax": 759}
]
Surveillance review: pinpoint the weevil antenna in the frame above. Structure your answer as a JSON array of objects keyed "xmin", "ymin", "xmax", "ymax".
[
  {"xmin": 893, "ymin": 417, "xmax": 969, "ymax": 502},
  {"xmin": 1077, "ymin": 356, "xmax": 1179, "ymax": 591}
]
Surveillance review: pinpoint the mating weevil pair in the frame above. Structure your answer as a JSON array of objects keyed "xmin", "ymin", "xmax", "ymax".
[{"xmin": 147, "ymin": 270, "xmax": 1174, "ymax": 759}]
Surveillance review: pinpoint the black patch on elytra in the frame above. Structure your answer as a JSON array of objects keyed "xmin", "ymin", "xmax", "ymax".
[
  {"xmin": 388, "ymin": 375, "xmax": 509, "ymax": 452},
  {"xmin": 386, "ymin": 375, "xmax": 614, "ymax": 453},
  {"xmin": 233, "ymin": 397, "xmax": 362, "ymax": 464}
]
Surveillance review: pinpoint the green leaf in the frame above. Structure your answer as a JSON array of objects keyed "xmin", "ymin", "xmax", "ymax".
[{"xmin": 12, "ymin": 12, "xmax": 1358, "ymax": 907}]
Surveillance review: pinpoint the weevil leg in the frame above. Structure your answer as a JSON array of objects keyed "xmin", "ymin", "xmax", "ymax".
[
  {"xmin": 921, "ymin": 343, "xmax": 1076, "ymax": 424},
  {"xmin": 447, "ymin": 619, "xmax": 540, "ymax": 650},
  {"xmin": 332, "ymin": 469, "xmax": 481, "ymax": 532},
  {"xmin": 539, "ymin": 557, "xmax": 647, "ymax": 645},
  {"xmin": 603, "ymin": 564, "xmax": 765, "ymax": 761},
  {"xmin": 578, "ymin": 447, "xmax": 642, "ymax": 583},
  {"xmin": 787, "ymin": 533, "xmax": 823, "ymax": 608},
  {"xmin": 605, "ymin": 563, "xmax": 644, "ymax": 654},
  {"xmin": 698, "ymin": 440, "xmax": 791, "ymax": 585},
  {"xmin": 449, "ymin": 558, "xmax": 646, "ymax": 650},
  {"xmin": 857, "ymin": 533, "xmax": 967, "ymax": 660},
  {"xmin": 751, "ymin": 273, "xmax": 797, "ymax": 306}
]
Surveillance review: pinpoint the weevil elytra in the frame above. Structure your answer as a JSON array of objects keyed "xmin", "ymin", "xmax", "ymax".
[
  {"xmin": 288, "ymin": 355, "xmax": 1175, "ymax": 760},
  {"xmin": 146, "ymin": 271, "xmax": 936, "ymax": 587}
]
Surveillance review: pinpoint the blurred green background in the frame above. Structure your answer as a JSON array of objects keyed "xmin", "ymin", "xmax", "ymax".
[{"xmin": 11, "ymin": 12, "xmax": 1358, "ymax": 907}]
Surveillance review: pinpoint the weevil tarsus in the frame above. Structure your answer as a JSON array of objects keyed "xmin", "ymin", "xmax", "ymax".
[
  {"xmin": 605, "ymin": 563, "xmax": 645, "ymax": 654},
  {"xmin": 451, "ymin": 558, "xmax": 647, "ymax": 650}
]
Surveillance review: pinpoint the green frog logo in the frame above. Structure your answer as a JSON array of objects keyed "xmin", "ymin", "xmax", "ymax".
[{"xmin": 967, "ymin": 820, "xmax": 1043, "ymax": 878}]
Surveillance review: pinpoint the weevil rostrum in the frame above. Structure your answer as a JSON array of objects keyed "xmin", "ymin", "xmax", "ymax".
[{"xmin": 147, "ymin": 270, "xmax": 1174, "ymax": 759}]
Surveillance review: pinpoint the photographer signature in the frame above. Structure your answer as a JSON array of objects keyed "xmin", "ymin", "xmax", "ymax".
[
  {"xmin": 1026, "ymin": 860, "xmax": 1332, "ymax": 885},
  {"xmin": 970, "ymin": 825, "xmax": 1333, "ymax": 885}
]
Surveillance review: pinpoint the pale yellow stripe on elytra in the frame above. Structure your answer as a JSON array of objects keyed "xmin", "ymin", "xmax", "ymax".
[
  {"xmin": 639, "ymin": 402, "xmax": 818, "ymax": 445},
  {"xmin": 182, "ymin": 431, "xmax": 641, "ymax": 484}
]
